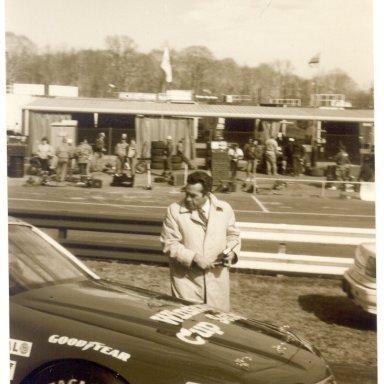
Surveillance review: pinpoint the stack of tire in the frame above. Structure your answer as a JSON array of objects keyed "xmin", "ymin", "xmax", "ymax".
[{"xmin": 150, "ymin": 140, "xmax": 183, "ymax": 171}]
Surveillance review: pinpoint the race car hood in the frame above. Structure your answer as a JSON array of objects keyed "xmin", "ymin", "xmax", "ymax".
[{"xmin": 11, "ymin": 278, "xmax": 326, "ymax": 376}]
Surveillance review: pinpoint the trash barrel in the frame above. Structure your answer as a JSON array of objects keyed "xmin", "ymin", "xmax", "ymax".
[{"xmin": 7, "ymin": 144, "xmax": 26, "ymax": 178}]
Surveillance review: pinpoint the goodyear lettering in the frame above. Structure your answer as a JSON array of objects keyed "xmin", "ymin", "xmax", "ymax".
[
  {"xmin": 176, "ymin": 322, "xmax": 224, "ymax": 345},
  {"xmin": 150, "ymin": 304, "xmax": 210, "ymax": 325},
  {"xmin": 48, "ymin": 335, "xmax": 130, "ymax": 362},
  {"xmin": 10, "ymin": 339, "xmax": 33, "ymax": 357}
]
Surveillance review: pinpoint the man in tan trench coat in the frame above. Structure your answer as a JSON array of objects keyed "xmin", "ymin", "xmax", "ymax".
[{"xmin": 160, "ymin": 171, "xmax": 241, "ymax": 312}]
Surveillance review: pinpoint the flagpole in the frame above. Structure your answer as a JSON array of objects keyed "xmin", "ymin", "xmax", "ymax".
[{"xmin": 308, "ymin": 53, "xmax": 321, "ymax": 167}]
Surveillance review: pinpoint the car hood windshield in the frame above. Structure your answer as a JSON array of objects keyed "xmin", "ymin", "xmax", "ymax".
[{"xmin": 9, "ymin": 223, "xmax": 94, "ymax": 294}]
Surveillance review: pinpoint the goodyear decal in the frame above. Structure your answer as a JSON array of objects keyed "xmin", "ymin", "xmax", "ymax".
[
  {"xmin": 10, "ymin": 339, "xmax": 33, "ymax": 357},
  {"xmin": 48, "ymin": 335, "xmax": 131, "ymax": 362},
  {"xmin": 10, "ymin": 360, "xmax": 16, "ymax": 380}
]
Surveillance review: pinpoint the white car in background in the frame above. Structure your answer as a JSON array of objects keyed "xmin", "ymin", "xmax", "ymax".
[{"xmin": 342, "ymin": 242, "xmax": 376, "ymax": 314}]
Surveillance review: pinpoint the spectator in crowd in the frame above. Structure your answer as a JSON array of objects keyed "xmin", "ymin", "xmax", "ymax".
[
  {"xmin": 176, "ymin": 138, "xmax": 196, "ymax": 170},
  {"xmin": 228, "ymin": 143, "xmax": 244, "ymax": 183},
  {"xmin": 265, "ymin": 135, "xmax": 279, "ymax": 176},
  {"xmin": 67, "ymin": 138, "xmax": 75, "ymax": 176},
  {"xmin": 37, "ymin": 137, "xmax": 54, "ymax": 173},
  {"xmin": 163, "ymin": 136, "xmax": 174, "ymax": 175},
  {"xmin": 284, "ymin": 138, "xmax": 295, "ymax": 175},
  {"xmin": 359, "ymin": 153, "xmax": 375, "ymax": 182},
  {"xmin": 76, "ymin": 138, "xmax": 93, "ymax": 176},
  {"xmin": 115, "ymin": 134, "xmax": 129, "ymax": 174},
  {"xmin": 292, "ymin": 139, "xmax": 306, "ymax": 176},
  {"xmin": 335, "ymin": 143, "xmax": 351, "ymax": 182},
  {"xmin": 127, "ymin": 138, "xmax": 137, "ymax": 177},
  {"xmin": 94, "ymin": 132, "xmax": 106, "ymax": 172},
  {"xmin": 160, "ymin": 171, "xmax": 241, "ymax": 312},
  {"xmin": 243, "ymin": 138, "xmax": 262, "ymax": 180},
  {"xmin": 55, "ymin": 136, "xmax": 71, "ymax": 182}
]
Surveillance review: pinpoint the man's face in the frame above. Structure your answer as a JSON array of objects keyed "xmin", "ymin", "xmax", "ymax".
[{"xmin": 184, "ymin": 183, "xmax": 207, "ymax": 210}]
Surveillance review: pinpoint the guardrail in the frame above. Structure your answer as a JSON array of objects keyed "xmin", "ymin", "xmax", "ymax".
[
  {"xmin": 8, "ymin": 208, "xmax": 376, "ymax": 276},
  {"xmin": 251, "ymin": 177, "xmax": 375, "ymax": 201},
  {"xmin": 9, "ymin": 208, "xmax": 166, "ymax": 263}
]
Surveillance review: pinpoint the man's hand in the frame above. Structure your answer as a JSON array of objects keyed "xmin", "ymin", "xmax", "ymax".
[
  {"xmin": 222, "ymin": 251, "xmax": 237, "ymax": 267},
  {"xmin": 213, "ymin": 248, "xmax": 238, "ymax": 267},
  {"xmin": 193, "ymin": 254, "xmax": 215, "ymax": 270}
]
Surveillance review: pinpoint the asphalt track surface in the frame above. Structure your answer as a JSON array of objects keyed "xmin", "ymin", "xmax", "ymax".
[{"xmin": 7, "ymin": 173, "xmax": 375, "ymax": 228}]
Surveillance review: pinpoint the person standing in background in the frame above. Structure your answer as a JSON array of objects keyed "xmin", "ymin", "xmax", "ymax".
[
  {"xmin": 265, "ymin": 135, "xmax": 279, "ymax": 176},
  {"xmin": 55, "ymin": 136, "xmax": 71, "ymax": 182},
  {"xmin": 228, "ymin": 143, "xmax": 244, "ymax": 183},
  {"xmin": 66, "ymin": 138, "xmax": 75, "ymax": 176},
  {"xmin": 163, "ymin": 136, "xmax": 174, "ymax": 175},
  {"xmin": 94, "ymin": 132, "xmax": 106, "ymax": 172},
  {"xmin": 127, "ymin": 138, "xmax": 137, "ymax": 177},
  {"xmin": 115, "ymin": 134, "xmax": 129, "ymax": 174},
  {"xmin": 37, "ymin": 137, "xmax": 54, "ymax": 173},
  {"xmin": 176, "ymin": 138, "xmax": 196, "ymax": 170},
  {"xmin": 292, "ymin": 139, "xmax": 306, "ymax": 176},
  {"xmin": 334, "ymin": 143, "xmax": 351, "ymax": 185},
  {"xmin": 160, "ymin": 171, "xmax": 241, "ymax": 312},
  {"xmin": 243, "ymin": 139, "xmax": 262, "ymax": 180},
  {"xmin": 76, "ymin": 138, "xmax": 93, "ymax": 176}
]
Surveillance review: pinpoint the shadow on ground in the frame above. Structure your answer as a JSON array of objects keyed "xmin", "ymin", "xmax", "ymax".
[{"xmin": 298, "ymin": 294, "xmax": 376, "ymax": 330}]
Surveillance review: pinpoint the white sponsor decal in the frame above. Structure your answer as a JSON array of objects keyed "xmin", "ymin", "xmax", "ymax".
[
  {"xmin": 48, "ymin": 335, "xmax": 131, "ymax": 362},
  {"xmin": 150, "ymin": 305, "xmax": 246, "ymax": 345},
  {"xmin": 10, "ymin": 360, "xmax": 16, "ymax": 380},
  {"xmin": 176, "ymin": 322, "xmax": 224, "ymax": 345},
  {"xmin": 10, "ymin": 339, "xmax": 33, "ymax": 357},
  {"xmin": 150, "ymin": 304, "xmax": 246, "ymax": 326},
  {"xmin": 150, "ymin": 304, "xmax": 210, "ymax": 325}
]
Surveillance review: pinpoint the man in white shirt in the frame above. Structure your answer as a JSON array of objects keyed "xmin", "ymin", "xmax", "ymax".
[{"xmin": 228, "ymin": 143, "xmax": 244, "ymax": 183}]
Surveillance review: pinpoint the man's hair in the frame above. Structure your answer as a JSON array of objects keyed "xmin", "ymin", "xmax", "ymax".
[{"xmin": 187, "ymin": 171, "xmax": 213, "ymax": 194}]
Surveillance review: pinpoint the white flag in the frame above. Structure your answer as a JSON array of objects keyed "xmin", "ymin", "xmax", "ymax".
[{"xmin": 161, "ymin": 46, "xmax": 173, "ymax": 83}]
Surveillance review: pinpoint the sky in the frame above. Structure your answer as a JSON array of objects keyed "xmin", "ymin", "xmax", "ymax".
[{"xmin": 4, "ymin": 0, "xmax": 374, "ymax": 89}]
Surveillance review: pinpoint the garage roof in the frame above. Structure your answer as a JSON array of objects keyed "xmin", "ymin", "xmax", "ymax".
[{"xmin": 24, "ymin": 97, "xmax": 374, "ymax": 123}]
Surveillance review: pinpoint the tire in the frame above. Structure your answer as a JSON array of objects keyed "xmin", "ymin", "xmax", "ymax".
[
  {"xmin": 151, "ymin": 161, "xmax": 164, "ymax": 170},
  {"xmin": 151, "ymin": 141, "xmax": 166, "ymax": 149},
  {"xmin": 151, "ymin": 148, "xmax": 165, "ymax": 156},
  {"xmin": 151, "ymin": 155, "xmax": 164, "ymax": 162},
  {"xmin": 22, "ymin": 359, "xmax": 127, "ymax": 384}
]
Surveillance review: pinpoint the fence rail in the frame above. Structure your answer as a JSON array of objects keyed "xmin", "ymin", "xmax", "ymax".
[{"xmin": 8, "ymin": 208, "xmax": 375, "ymax": 276}]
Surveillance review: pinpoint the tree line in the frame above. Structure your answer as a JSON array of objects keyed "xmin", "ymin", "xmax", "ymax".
[{"xmin": 6, "ymin": 32, "xmax": 373, "ymax": 108}]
